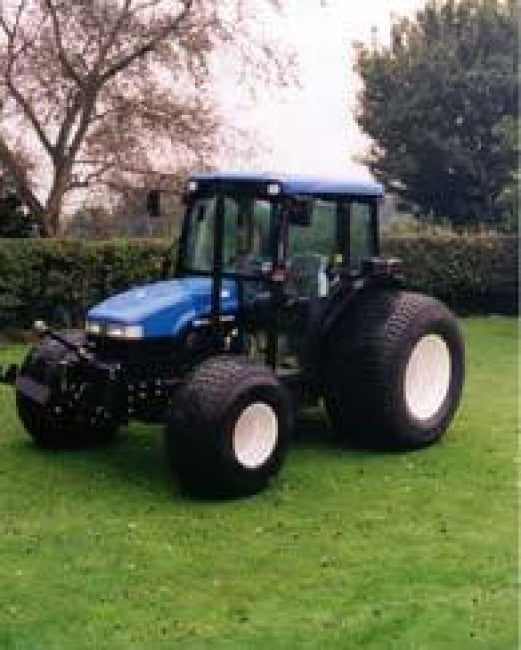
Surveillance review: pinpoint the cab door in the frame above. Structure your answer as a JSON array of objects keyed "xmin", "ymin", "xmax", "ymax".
[
  {"xmin": 277, "ymin": 196, "xmax": 378, "ymax": 374},
  {"xmin": 285, "ymin": 198, "xmax": 338, "ymax": 300},
  {"xmin": 277, "ymin": 197, "xmax": 340, "ymax": 372}
]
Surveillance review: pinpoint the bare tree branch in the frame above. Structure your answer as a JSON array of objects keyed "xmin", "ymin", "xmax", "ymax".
[
  {"xmin": 43, "ymin": 0, "xmax": 82, "ymax": 86},
  {"xmin": 0, "ymin": 0, "xmax": 291, "ymax": 234},
  {"xmin": 68, "ymin": 159, "xmax": 116, "ymax": 189},
  {"xmin": 92, "ymin": 0, "xmax": 133, "ymax": 78},
  {"xmin": 5, "ymin": 79, "xmax": 55, "ymax": 158},
  {"xmin": 101, "ymin": 0, "xmax": 193, "ymax": 82},
  {"xmin": 53, "ymin": 88, "xmax": 84, "ymax": 159}
]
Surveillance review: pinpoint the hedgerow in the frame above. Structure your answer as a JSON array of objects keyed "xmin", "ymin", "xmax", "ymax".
[
  {"xmin": 383, "ymin": 230, "xmax": 517, "ymax": 314},
  {"xmin": 0, "ymin": 231, "xmax": 516, "ymax": 329}
]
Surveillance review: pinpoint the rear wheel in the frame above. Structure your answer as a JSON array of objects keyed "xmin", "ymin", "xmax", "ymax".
[
  {"xmin": 322, "ymin": 291, "xmax": 464, "ymax": 449},
  {"xmin": 165, "ymin": 355, "xmax": 292, "ymax": 498},
  {"xmin": 16, "ymin": 333, "xmax": 118, "ymax": 449}
]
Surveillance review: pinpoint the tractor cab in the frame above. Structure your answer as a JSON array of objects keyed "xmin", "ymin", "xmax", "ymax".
[{"xmin": 177, "ymin": 172, "xmax": 385, "ymax": 374}]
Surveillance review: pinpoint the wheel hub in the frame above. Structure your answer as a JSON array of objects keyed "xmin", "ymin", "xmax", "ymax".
[
  {"xmin": 232, "ymin": 402, "xmax": 278, "ymax": 469},
  {"xmin": 404, "ymin": 334, "xmax": 451, "ymax": 421}
]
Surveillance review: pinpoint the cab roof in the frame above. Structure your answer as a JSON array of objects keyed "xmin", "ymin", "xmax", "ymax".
[{"xmin": 191, "ymin": 171, "xmax": 384, "ymax": 198}]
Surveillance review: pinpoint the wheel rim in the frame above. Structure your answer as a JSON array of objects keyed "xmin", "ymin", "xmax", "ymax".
[
  {"xmin": 404, "ymin": 334, "xmax": 452, "ymax": 421},
  {"xmin": 232, "ymin": 402, "xmax": 278, "ymax": 469}
]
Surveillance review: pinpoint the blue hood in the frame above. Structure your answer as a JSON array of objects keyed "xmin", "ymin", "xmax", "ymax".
[{"xmin": 87, "ymin": 276, "xmax": 238, "ymax": 339}]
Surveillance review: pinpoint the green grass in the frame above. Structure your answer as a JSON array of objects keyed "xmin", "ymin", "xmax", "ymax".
[{"xmin": 0, "ymin": 318, "xmax": 518, "ymax": 649}]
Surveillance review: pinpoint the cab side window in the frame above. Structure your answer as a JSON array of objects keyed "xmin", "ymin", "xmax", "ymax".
[
  {"xmin": 287, "ymin": 199, "xmax": 337, "ymax": 298},
  {"xmin": 222, "ymin": 197, "xmax": 273, "ymax": 274},
  {"xmin": 185, "ymin": 197, "xmax": 216, "ymax": 271},
  {"xmin": 350, "ymin": 201, "xmax": 374, "ymax": 270}
]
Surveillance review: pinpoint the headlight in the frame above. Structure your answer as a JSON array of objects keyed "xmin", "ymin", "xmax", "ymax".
[
  {"xmin": 86, "ymin": 320, "xmax": 144, "ymax": 340},
  {"xmin": 106, "ymin": 324, "xmax": 144, "ymax": 340},
  {"xmin": 85, "ymin": 320, "xmax": 102, "ymax": 335}
]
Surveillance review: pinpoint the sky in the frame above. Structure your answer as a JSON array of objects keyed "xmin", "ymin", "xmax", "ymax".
[{"xmin": 218, "ymin": 0, "xmax": 425, "ymax": 179}]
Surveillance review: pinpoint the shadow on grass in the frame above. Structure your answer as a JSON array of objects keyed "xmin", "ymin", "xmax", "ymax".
[
  {"xmin": 293, "ymin": 407, "xmax": 411, "ymax": 455},
  {"xmin": 11, "ymin": 422, "xmax": 175, "ymax": 499},
  {"xmin": 10, "ymin": 408, "xmax": 407, "ymax": 501}
]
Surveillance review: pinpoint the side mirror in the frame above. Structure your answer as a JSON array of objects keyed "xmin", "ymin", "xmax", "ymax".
[{"xmin": 285, "ymin": 197, "xmax": 312, "ymax": 227}]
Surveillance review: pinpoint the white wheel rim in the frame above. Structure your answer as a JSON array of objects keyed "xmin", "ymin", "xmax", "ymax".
[
  {"xmin": 232, "ymin": 402, "xmax": 278, "ymax": 469},
  {"xmin": 404, "ymin": 334, "xmax": 452, "ymax": 421}
]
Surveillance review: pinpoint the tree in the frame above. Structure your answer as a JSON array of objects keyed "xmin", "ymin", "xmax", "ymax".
[
  {"xmin": 0, "ymin": 185, "xmax": 35, "ymax": 236},
  {"xmin": 355, "ymin": 0, "xmax": 518, "ymax": 226},
  {"xmin": 494, "ymin": 114, "xmax": 519, "ymax": 228},
  {"xmin": 0, "ymin": 164, "xmax": 39, "ymax": 236},
  {"xmin": 0, "ymin": 0, "xmax": 289, "ymax": 235}
]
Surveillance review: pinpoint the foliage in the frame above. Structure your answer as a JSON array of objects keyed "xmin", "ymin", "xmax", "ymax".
[
  {"xmin": 0, "ymin": 188, "xmax": 36, "ymax": 237},
  {"xmin": 0, "ymin": 230, "xmax": 516, "ymax": 330},
  {"xmin": 384, "ymin": 229, "xmax": 518, "ymax": 314},
  {"xmin": 0, "ymin": 238, "xmax": 168, "ymax": 328},
  {"xmin": 0, "ymin": 317, "xmax": 517, "ymax": 648},
  {"xmin": 356, "ymin": 0, "xmax": 519, "ymax": 226},
  {"xmin": 493, "ymin": 115, "xmax": 520, "ymax": 228},
  {"xmin": 0, "ymin": 0, "xmax": 290, "ymax": 235}
]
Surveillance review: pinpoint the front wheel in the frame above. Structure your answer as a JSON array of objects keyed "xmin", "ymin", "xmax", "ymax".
[
  {"xmin": 322, "ymin": 291, "xmax": 465, "ymax": 449},
  {"xmin": 165, "ymin": 356, "xmax": 292, "ymax": 498}
]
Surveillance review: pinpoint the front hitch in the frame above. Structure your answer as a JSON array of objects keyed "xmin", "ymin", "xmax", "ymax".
[
  {"xmin": 33, "ymin": 320, "xmax": 93, "ymax": 362},
  {"xmin": 0, "ymin": 321, "xmax": 120, "ymax": 388},
  {"xmin": 0, "ymin": 322, "xmax": 96, "ymax": 387},
  {"xmin": 12, "ymin": 321, "xmax": 125, "ymax": 419},
  {"xmin": 32, "ymin": 321, "xmax": 120, "ymax": 382}
]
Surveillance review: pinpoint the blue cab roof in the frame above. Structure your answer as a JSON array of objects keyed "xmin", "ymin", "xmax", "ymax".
[{"xmin": 191, "ymin": 171, "xmax": 384, "ymax": 197}]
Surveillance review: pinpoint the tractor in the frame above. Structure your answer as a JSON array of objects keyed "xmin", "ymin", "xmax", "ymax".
[{"xmin": 8, "ymin": 172, "xmax": 465, "ymax": 497}]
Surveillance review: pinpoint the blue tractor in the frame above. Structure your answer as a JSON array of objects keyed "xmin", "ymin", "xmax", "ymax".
[{"xmin": 12, "ymin": 173, "xmax": 465, "ymax": 497}]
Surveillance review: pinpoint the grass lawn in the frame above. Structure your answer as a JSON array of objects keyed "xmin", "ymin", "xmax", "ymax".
[{"xmin": 0, "ymin": 317, "xmax": 518, "ymax": 649}]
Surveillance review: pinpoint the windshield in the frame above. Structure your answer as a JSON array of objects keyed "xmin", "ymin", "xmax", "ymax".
[{"xmin": 183, "ymin": 194, "xmax": 275, "ymax": 275}]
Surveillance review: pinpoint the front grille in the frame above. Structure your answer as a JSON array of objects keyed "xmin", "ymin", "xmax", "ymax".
[{"xmin": 87, "ymin": 334, "xmax": 180, "ymax": 375}]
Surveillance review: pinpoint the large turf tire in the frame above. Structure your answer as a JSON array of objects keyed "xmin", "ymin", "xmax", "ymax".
[
  {"xmin": 165, "ymin": 355, "xmax": 292, "ymax": 498},
  {"xmin": 322, "ymin": 290, "xmax": 464, "ymax": 449},
  {"xmin": 16, "ymin": 333, "xmax": 118, "ymax": 449}
]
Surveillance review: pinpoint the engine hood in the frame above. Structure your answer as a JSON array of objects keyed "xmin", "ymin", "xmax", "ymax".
[{"xmin": 87, "ymin": 276, "xmax": 238, "ymax": 339}]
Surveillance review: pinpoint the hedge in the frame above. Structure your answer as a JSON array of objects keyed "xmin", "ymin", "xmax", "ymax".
[
  {"xmin": 0, "ymin": 239, "xmax": 170, "ymax": 329},
  {"xmin": 0, "ymin": 232, "xmax": 516, "ymax": 330},
  {"xmin": 383, "ymin": 231, "xmax": 518, "ymax": 315}
]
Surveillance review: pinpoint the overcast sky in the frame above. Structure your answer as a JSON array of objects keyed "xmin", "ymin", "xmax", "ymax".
[{"xmin": 218, "ymin": 0, "xmax": 425, "ymax": 179}]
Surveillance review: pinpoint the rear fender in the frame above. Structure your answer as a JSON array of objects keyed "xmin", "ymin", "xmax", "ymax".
[{"xmin": 316, "ymin": 277, "xmax": 403, "ymax": 350}]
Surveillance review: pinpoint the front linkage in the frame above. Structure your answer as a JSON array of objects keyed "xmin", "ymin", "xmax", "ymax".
[{"xmin": 3, "ymin": 322, "xmax": 181, "ymax": 446}]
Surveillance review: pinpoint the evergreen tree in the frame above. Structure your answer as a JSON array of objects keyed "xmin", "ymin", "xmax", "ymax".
[{"xmin": 356, "ymin": 0, "xmax": 518, "ymax": 226}]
